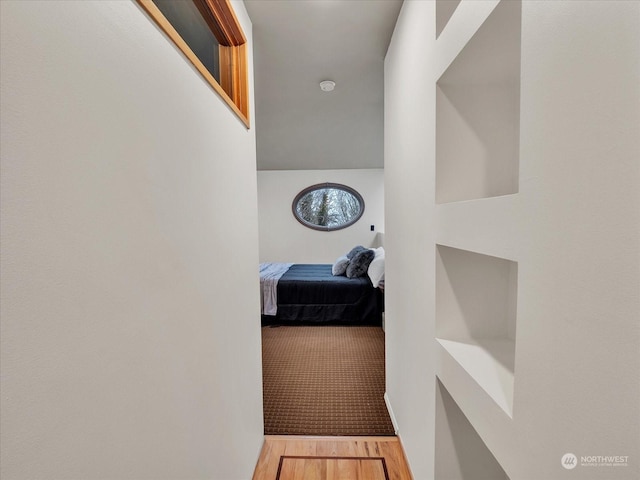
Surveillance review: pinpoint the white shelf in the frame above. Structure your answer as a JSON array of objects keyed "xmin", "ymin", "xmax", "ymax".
[
  {"xmin": 435, "ymin": 194, "xmax": 521, "ymax": 265},
  {"xmin": 435, "ymin": 379, "xmax": 510, "ymax": 480},
  {"xmin": 436, "ymin": 0, "xmax": 521, "ymax": 204},
  {"xmin": 437, "ymin": 338, "xmax": 514, "ymax": 417},
  {"xmin": 433, "ymin": 3, "xmax": 524, "ymax": 477},
  {"xmin": 436, "ymin": 0, "xmax": 462, "ymax": 39},
  {"xmin": 436, "ymin": 244, "xmax": 518, "ymax": 417}
]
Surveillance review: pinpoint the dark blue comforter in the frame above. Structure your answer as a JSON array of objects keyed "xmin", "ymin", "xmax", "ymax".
[{"xmin": 262, "ymin": 264, "xmax": 383, "ymax": 326}]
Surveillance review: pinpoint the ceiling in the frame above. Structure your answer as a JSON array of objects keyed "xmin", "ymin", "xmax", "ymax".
[{"xmin": 244, "ymin": 0, "xmax": 403, "ymax": 171}]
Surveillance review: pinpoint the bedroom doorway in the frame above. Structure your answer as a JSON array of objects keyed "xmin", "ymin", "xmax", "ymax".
[{"xmin": 259, "ymin": 249, "xmax": 388, "ymax": 436}]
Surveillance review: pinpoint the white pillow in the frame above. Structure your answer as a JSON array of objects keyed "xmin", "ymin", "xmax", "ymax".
[{"xmin": 367, "ymin": 247, "xmax": 385, "ymax": 287}]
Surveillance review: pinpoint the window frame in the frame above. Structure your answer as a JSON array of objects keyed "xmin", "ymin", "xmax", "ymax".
[
  {"xmin": 137, "ymin": 0, "xmax": 250, "ymax": 128},
  {"xmin": 292, "ymin": 183, "xmax": 366, "ymax": 232}
]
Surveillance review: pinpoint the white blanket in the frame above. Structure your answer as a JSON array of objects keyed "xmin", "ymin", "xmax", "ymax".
[{"xmin": 260, "ymin": 263, "xmax": 293, "ymax": 315}]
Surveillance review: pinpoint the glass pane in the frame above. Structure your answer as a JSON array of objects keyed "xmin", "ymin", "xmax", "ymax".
[
  {"xmin": 153, "ymin": 0, "xmax": 220, "ymax": 82},
  {"xmin": 293, "ymin": 184, "xmax": 364, "ymax": 231}
]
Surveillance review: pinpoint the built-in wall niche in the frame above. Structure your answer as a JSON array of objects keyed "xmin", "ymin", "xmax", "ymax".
[
  {"xmin": 436, "ymin": 244, "xmax": 517, "ymax": 417},
  {"xmin": 436, "ymin": 0, "xmax": 462, "ymax": 39},
  {"xmin": 436, "ymin": 0, "xmax": 521, "ymax": 204},
  {"xmin": 435, "ymin": 379, "xmax": 510, "ymax": 480}
]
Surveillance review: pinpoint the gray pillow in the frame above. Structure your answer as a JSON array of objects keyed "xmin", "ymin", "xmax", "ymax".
[
  {"xmin": 346, "ymin": 245, "xmax": 366, "ymax": 260},
  {"xmin": 332, "ymin": 256, "xmax": 350, "ymax": 276},
  {"xmin": 346, "ymin": 248, "xmax": 375, "ymax": 278}
]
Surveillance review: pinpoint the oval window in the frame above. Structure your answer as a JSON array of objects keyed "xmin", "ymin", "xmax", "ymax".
[{"xmin": 292, "ymin": 183, "xmax": 365, "ymax": 231}]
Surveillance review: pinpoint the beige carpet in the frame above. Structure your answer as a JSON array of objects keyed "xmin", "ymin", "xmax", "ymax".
[{"xmin": 262, "ymin": 326, "xmax": 395, "ymax": 436}]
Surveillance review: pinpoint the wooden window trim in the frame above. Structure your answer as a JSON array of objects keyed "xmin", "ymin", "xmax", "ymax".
[
  {"xmin": 199, "ymin": 0, "xmax": 245, "ymax": 46},
  {"xmin": 137, "ymin": 0, "xmax": 250, "ymax": 128}
]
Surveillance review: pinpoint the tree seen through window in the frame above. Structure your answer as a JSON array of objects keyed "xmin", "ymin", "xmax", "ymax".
[{"xmin": 293, "ymin": 184, "xmax": 364, "ymax": 231}]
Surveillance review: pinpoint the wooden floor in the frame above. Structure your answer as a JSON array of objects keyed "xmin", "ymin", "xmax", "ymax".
[{"xmin": 252, "ymin": 436, "xmax": 413, "ymax": 480}]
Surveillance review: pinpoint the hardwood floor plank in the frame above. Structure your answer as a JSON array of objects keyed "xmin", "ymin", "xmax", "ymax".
[
  {"xmin": 252, "ymin": 436, "xmax": 412, "ymax": 480},
  {"xmin": 336, "ymin": 458, "xmax": 356, "ymax": 479},
  {"xmin": 361, "ymin": 458, "xmax": 387, "ymax": 479},
  {"xmin": 291, "ymin": 458, "xmax": 305, "ymax": 479},
  {"xmin": 326, "ymin": 460, "xmax": 336, "ymax": 480}
]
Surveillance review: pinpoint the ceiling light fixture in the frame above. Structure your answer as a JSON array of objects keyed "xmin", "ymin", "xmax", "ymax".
[{"xmin": 319, "ymin": 80, "xmax": 336, "ymax": 92}]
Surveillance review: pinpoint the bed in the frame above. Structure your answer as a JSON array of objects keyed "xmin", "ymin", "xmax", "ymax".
[{"xmin": 260, "ymin": 263, "xmax": 384, "ymax": 326}]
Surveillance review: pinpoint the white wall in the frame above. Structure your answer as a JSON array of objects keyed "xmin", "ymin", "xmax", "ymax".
[
  {"xmin": 385, "ymin": 1, "xmax": 639, "ymax": 479},
  {"xmin": 257, "ymin": 169, "xmax": 384, "ymax": 263},
  {"xmin": 0, "ymin": 1, "xmax": 263, "ymax": 479},
  {"xmin": 510, "ymin": 2, "xmax": 639, "ymax": 477},
  {"xmin": 384, "ymin": 2, "xmax": 437, "ymax": 478}
]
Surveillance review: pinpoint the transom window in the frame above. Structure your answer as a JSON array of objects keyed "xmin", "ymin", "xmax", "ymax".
[{"xmin": 137, "ymin": 0, "xmax": 249, "ymax": 127}]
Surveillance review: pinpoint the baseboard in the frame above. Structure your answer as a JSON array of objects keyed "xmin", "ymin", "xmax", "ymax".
[
  {"xmin": 396, "ymin": 432, "xmax": 415, "ymax": 480},
  {"xmin": 384, "ymin": 392, "xmax": 399, "ymax": 435},
  {"xmin": 384, "ymin": 393, "xmax": 414, "ymax": 478}
]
